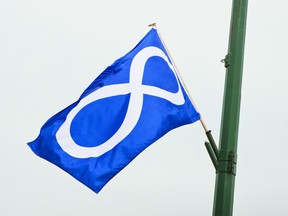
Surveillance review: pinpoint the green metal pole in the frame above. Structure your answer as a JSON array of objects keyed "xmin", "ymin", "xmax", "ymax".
[{"xmin": 212, "ymin": 0, "xmax": 248, "ymax": 216}]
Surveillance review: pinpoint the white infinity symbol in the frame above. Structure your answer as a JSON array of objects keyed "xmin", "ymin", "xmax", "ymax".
[{"xmin": 56, "ymin": 46, "xmax": 185, "ymax": 158}]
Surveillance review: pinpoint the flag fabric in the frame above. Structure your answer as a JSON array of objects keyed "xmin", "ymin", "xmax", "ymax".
[{"xmin": 28, "ymin": 28, "xmax": 200, "ymax": 193}]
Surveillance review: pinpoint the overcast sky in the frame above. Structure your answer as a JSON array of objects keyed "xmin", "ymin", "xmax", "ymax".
[{"xmin": 1, "ymin": 0, "xmax": 288, "ymax": 215}]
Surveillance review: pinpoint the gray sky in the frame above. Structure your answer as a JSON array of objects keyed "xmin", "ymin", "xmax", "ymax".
[{"xmin": 1, "ymin": 0, "xmax": 288, "ymax": 215}]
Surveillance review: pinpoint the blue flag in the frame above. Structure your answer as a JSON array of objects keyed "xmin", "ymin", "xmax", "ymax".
[{"xmin": 28, "ymin": 29, "xmax": 200, "ymax": 193}]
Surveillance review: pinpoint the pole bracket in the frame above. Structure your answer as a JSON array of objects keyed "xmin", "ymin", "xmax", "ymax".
[
  {"xmin": 221, "ymin": 53, "xmax": 231, "ymax": 68},
  {"xmin": 205, "ymin": 141, "xmax": 218, "ymax": 170},
  {"xmin": 204, "ymin": 131, "xmax": 237, "ymax": 175},
  {"xmin": 217, "ymin": 150, "xmax": 237, "ymax": 175},
  {"xmin": 204, "ymin": 130, "xmax": 219, "ymax": 171}
]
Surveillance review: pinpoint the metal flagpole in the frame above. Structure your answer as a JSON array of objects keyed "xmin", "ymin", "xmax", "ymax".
[{"xmin": 212, "ymin": 0, "xmax": 248, "ymax": 215}]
